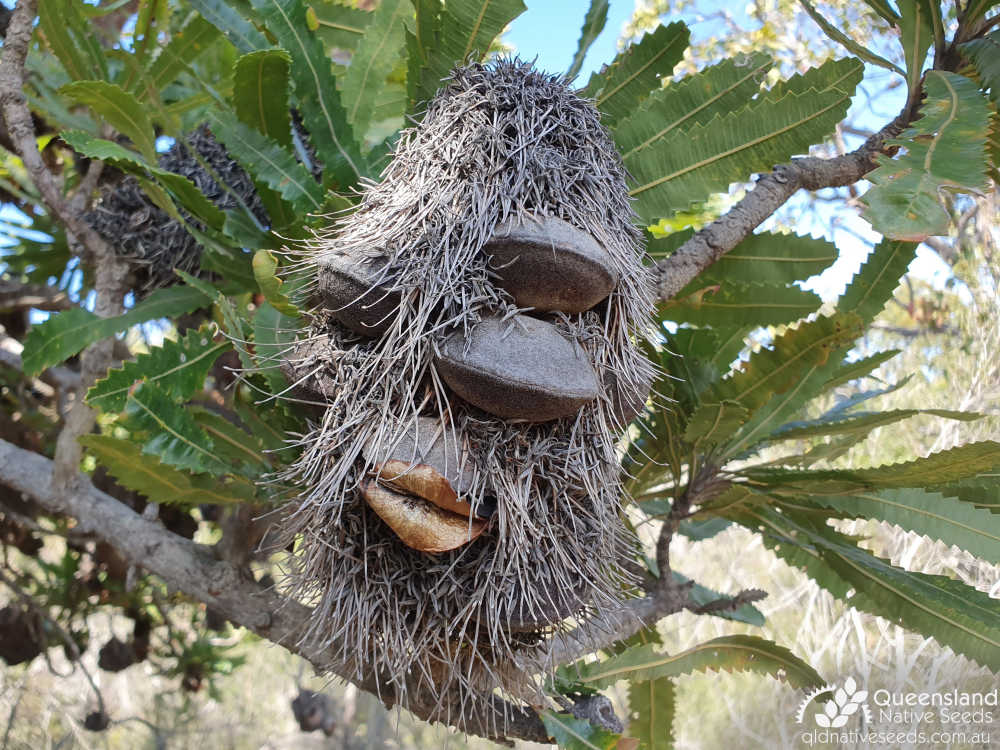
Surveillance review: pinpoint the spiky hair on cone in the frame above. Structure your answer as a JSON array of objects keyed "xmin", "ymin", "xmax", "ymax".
[
  {"xmin": 275, "ymin": 58, "xmax": 658, "ymax": 724},
  {"xmin": 85, "ymin": 125, "xmax": 266, "ymax": 293}
]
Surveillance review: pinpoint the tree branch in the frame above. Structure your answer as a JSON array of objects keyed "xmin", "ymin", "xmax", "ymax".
[
  {"xmin": 0, "ymin": 0, "xmax": 110, "ymax": 261},
  {"xmin": 654, "ymin": 105, "xmax": 918, "ymax": 301},
  {"xmin": 0, "ymin": 437, "xmax": 550, "ymax": 744}
]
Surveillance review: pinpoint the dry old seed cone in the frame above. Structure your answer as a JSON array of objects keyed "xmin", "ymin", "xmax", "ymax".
[{"xmin": 275, "ymin": 59, "xmax": 658, "ymax": 720}]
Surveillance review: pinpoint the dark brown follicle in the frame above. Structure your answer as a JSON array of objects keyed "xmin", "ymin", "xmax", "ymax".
[
  {"xmin": 315, "ymin": 253, "xmax": 401, "ymax": 336},
  {"xmin": 434, "ymin": 314, "xmax": 601, "ymax": 422},
  {"xmin": 484, "ymin": 215, "xmax": 618, "ymax": 313}
]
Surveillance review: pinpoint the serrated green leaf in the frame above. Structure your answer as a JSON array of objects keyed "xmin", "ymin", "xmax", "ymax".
[
  {"xmin": 124, "ymin": 381, "xmax": 229, "ymax": 475},
  {"xmin": 771, "ymin": 408, "xmax": 979, "ymax": 442},
  {"xmin": 566, "ymin": 0, "xmax": 608, "ymax": 81},
  {"xmin": 248, "ymin": 0, "xmax": 365, "ymax": 187},
  {"xmin": 743, "ymin": 442, "xmax": 1000, "ymax": 492},
  {"xmin": 838, "ymin": 239, "xmax": 918, "ymax": 323},
  {"xmin": 824, "ymin": 350, "xmax": 900, "ymax": 389},
  {"xmin": 190, "ymin": 407, "xmax": 271, "ymax": 472},
  {"xmin": 232, "ymin": 49, "xmax": 293, "ymax": 146},
  {"xmin": 80, "ymin": 435, "xmax": 253, "ymax": 505},
  {"xmin": 627, "ymin": 677, "xmax": 675, "ymax": 750},
  {"xmin": 800, "ymin": 489, "xmax": 1000, "ymax": 564},
  {"xmin": 61, "ymin": 82, "xmax": 157, "ymax": 162},
  {"xmin": 87, "ymin": 326, "xmax": 230, "ymax": 413},
  {"xmin": 23, "ymin": 286, "xmax": 211, "ymax": 378},
  {"xmin": 664, "ymin": 282, "xmax": 822, "ymax": 327},
  {"xmin": 799, "ymin": 0, "xmax": 903, "ymax": 74},
  {"xmin": 863, "ymin": 72, "xmax": 991, "ymax": 241},
  {"xmin": 61, "ymin": 131, "xmax": 226, "ymax": 230},
  {"xmin": 676, "ymin": 572, "xmax": 765, "ymax": 625},
  {"xmin": 145, "ymin": 14, "xmax": 222, "ymax": 93},
  {"xmin": 306, "ymin": 0, "xmax": 372, "ymax": 49},
  {"xmin": 628, "ymin": 58, "xmax": 862, "ymax": 222},
  {"xmin": 683, "ymin": 401, "xmax": 749, "ymax": 444},
  {"xmin": 405, "ymin": 0, "xmax": 443, "ymax": 106},
  {"xmin": 714, "ymin": 313, "xmax": 863, "ymax": 412},
  {"xmin": 692, "ymin": 231, "xmax": 838, "ymax": 286},
  {"xmin": 935, "ymin": 477, "xmax": 1000, "ymax": 514},
  {"xmin": 205, "ymin": 110, "xmax": 325, "ymax": 212},
  {"xmin": 616, "ymin": 53, "xmax": 772, "ymax": 163},
  {"xmin": 898, "ymin": 0, "xmax": 933, "ymax": 94},
  {"xmin": 253, "ymin": 302, "xmax": 300, "ymax": 394},
  {"xmin": 585, "ymin": 22, "xmax": 689, "ymax": 128},
  {"xmin": 746, "ymin": 508, "xmax": 1000, "ymax": 671},
  {"xmin": 188, "ymin": 0, "xmax": 269, "ymax": 54},
  {"xmin": 39, "ymin": 0, "xmax": 107, "ymax": 82},
  {"xmin": 568, "ymin": 635, "xmax": 824, "ymax": 691},
  {"xmin": 539, "ymin": 711, "xmax": 620, "ymax": 750},
  {"xmin": 961, "ymin": 32, "xmax": 1000, "ymax": 105},
  {"xmin": 253, "ymin": 250, "xmax": 301, "ymax": 316},
  {"xmin": 420, "ymin": 0, "xmax": 527, "ymax": 100},
  {"xmin": 341, "ymin": 0, "xmax": 409, "ymax": 138}
]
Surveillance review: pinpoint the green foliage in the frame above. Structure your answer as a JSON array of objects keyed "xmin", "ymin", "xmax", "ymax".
[
  {"xmin": 562, "ymin": 635, "xmax": 825, "ymax": 690},
  {"xmin": 86, "ymin": 326, "xmax": 230, "ymax": 413},
  {"xmin": 664, "ymin": 282, "xmax": 823, "ymax": 327},
  {"xmin": 124, "ymin": 381, "xmax": 230, "ymax": 475},
  {"xmin": 961, "ymin": 31, "xmax": 1000, "ymax": 105},
  {"xmin": 566, "ymin": 0, "xmax": 608, "ymax": 81},
  {"xmin": 205, "ymin": 109, "xmax": 325, "ymax": 211},
  {"xmin": 539, "ymin": 711, "xmax": 621, "ymax": 750},
  {"xmin": 38, "ymin": 0, "xmax": 107, "ymax": 82},
  {"xmin": 689, "ymin": 231, "xmax": 838, "ymax": 286},
  {"xmin": 340, "ymin": 0, "xmax": 410, "ymax": 139},
  {"xmin": 79, "ymin": 434, "xmax": 253, "ymax": 505},
  {"xmin": 23, "ymin": 286, "xmax": 211, "ymax": 377},
  {"xmin": 627, "ymin": 58, "xmax": 862, "ymax": 222},
  {"xmin": 863, "ymin": 71, "xmax": 991, "ymax": 241},
  {"xmin": 246, "ymin": 0, "xmax": 365, "ymax": 186},
  {"xmin": 305, "ymin": 0, "xmax": 373, "ymax": 51},
  {"xmin": 145, "ymin": 14, "xmax": 222, "ymax": 94},
  {"xmin": 584, "ymin": 21, "xmax": 689, "ymax": 128},
  {"xmin": 627, "ymin": 676, "xmax": 675, "ymax": 750},
  {"xmin": 60, "ymin": 82, "xmax": 158, "ymax": 162},
  {"xmin": 897, "ymin": 0, "xmax": 934, "ymax": 94},
  {"xmin": 614, "ymin": 53, "xmax": 772, "ymax": 163},
  {"xmin": 188, "ymin": 0, "xmax": 269, "ymax": 53},
  {"xmin": 253, "ymin": 250, "xmax": 302, "ymax": 316},
  {"xmin": 233, "ymin": 49, "xmax": 293, "ymax": 145}
]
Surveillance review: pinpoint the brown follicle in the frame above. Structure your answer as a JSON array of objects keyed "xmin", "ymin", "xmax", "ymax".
[
  {"xmin": 374, "ymin": 459, "xmax": 476, "ymax": 518},
  {"xmin": 360, "ymin": 479, "xmax": 486, "ymax": 553},
  {"xmin": 484, "ymin": 215, "xmax": 618, "ymax": 313}
]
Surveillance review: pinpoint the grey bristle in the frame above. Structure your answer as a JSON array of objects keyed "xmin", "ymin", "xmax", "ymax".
[{"xmin": 275, "ymin": 58, "xmax": 659, "ymax": 721}]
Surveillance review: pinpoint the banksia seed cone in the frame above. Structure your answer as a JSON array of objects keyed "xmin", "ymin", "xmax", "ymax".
[
  {"xmin": 276, "ymin": 59, "xmax": 657, "ymax": 723},
  {"xmin": 85, "ymin": 125, "xmax": 266, "ymax": 293}
]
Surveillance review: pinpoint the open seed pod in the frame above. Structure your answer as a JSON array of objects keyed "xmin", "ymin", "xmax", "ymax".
[
  {"xmin": 361, "ymin": 416, "xmax": 493, "ymax": 519},
  {"xmin": 484, "ymin": 215, "xmax": 618, "ymax": 313},
  {"xmin": 361, "ymin": 479, "xmax": 486, "ymax": 553},
  {"xmin": 434, "ymin": 314, "xmax": 600, "ymax": 422},
  {"xmin": 276, "ymin": 59, "xmax": 658, "ymax": 718}
]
